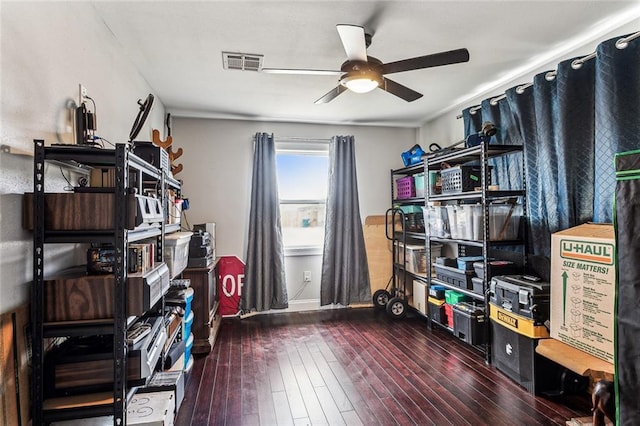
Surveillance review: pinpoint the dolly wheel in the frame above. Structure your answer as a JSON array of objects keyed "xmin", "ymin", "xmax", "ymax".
[
  {"xmin": 386, "ymin": 297, "xmax": 407, "ymax": 319},
  {"xmin": 372, "ymin": 289, "xmax": 391, "ymax": 310}
]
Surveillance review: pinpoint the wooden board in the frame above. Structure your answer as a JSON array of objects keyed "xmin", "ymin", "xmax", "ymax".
[
  {"xmin": 0, "ymin": 305, "xmax": 30, "ymax": 426},
  {"xmin": 23, "ymin": 192, "xmax": 136, "ymax": 230},
  {"xmin": 182, "ymin": 266, "xmax": 221, "ymax": 354},
  {"xmin": 45, "ymin": 272, "xmax": 114, "ymax": 321},
  {"xmin": 42, "ymin": 392, "xmax": 114, "ymax": 411},
  {"xmin": 44, "ymin": 264, "xmax": 166, "ymax": 322},
  {"xmin": 363, "ymin": 216, "xmax": 392, "ymax": 296},
  {"xmin": 536, "ymin": 338, "xmax": 614, "ymax": 383},
  {"xmin": 565, "ymin": 416, "xmax": 614, "ymax": 426}
]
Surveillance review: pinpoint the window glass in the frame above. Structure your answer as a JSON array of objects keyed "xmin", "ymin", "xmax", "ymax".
[{"xmin": 276, "ymin": 148, "xmax": 329, "ymax": 248}]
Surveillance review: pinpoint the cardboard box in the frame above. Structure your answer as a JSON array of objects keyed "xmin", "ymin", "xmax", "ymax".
[
  {"xmin": 140, "ymin": 371, "xmax": 185, "ymax": 413},
  {"xmin": 363, "ymin": 216, "xmax": 392, "ymax": 296},
  {"xmin": 550, "ymin": 223, "xmax": 615, "ymax": 363},
  {"xmin": 0, "ymin": 305, "xmax": 30, "ymax": 426},
  {"xmin": 411, "ymin": 280, "xmax": 427, "ymax": 315},
  {"xmin": 128, "ymin": 390, "xmax": 175, "ymax": 425},
  {"xmin": 51, "ymin": 391, "xmax": 175, "ymax": 426}
]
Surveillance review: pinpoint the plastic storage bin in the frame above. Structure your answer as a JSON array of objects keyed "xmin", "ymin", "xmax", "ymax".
[
  {"xmin": 429, "ymin": 243, "xmax": 442, "ymax": 273},
  {"xmin": 440, "ymin": 166, "xmax": 491, "ymax": 194},
  {"xmin": 423, "ymin": 205, "xmax": 450, "ymax": 238},
  {"xmin": 164, "ymin": 231, "xmax": 192, "ymax": 278},
  {"xmin": 184, "ymin": 287, "xmax": 194, "ymax": 318},
  {"xmin": 183, "ymin": 310, "xmax": 194, "ymax": 339},
  {"xmin": 414, "ymin": 172, "xmax": 426, "ymax": 197},
  {"xmin": 457, "ymin": 256, "xmax": 484, "ymax": 270},
  {"xmin": 447, "ymin": 204, "xmax": 485, "ymax": 240},
  {"xmin": 398, "ymin": 205, "xmax": 425, "ymax": 233},
  {"xmin": 429, "ymin": 284, "xmax": 446, "ymax": 299},
  {"xmin": 489, "ymin": 204, "xmax": 522, "ymax": 240},
  {"xmin": 471, "ymin": 276, "xmax": 484, "ymax": 295},
  {"xmin": 444, "ymin": 289, "xmax": 471, "ymax": 305},
  {"xmin": 428, "ymin": 170, "xmax": 441, "ymax": 195},
  {"xmin": 428, "ymin": 297, "xmax": 447, "ymax": 325},
  {"xmin": 184, "ymin": 333, "xmax": 194, "ymax": 369},
  {"xmin": 435, "ymin": 264, "xmax": 475, "ymax": 290},
  {"xmin": 395, "ymin": 242, "xmax": 427, "ymax": 275},
  {"xmin": 444, "ymin": 303, "xmax": 454, "ymax": 328},
  {"xmin": 473, "ymin": 260, "xmax": 520, "ymax": 280},
  {"xmin": 395, "ymin": 176, "xmax": 416, "ymax": 199}
]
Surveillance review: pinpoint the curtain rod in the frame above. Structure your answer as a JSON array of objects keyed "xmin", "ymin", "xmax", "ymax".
[
  {"xmin": 456, "ymin": 30, "xmax": 640, "ymax": 119},
  {"xmin": 275, "ymin": 137, "xmax": 331, "ymax": 143}
]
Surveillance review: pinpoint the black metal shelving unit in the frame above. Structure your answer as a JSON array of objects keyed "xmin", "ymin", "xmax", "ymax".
[
  {"xmin": 375, "ymin": 163, "xmax": 428, "ymax": 319},
  {"xmin": 424, "ymin": 143, "xmax": 526, "ymax": 362},
  {"xmin": 31, "ymin": 140, "xmax": 181, "ymax": 425}
]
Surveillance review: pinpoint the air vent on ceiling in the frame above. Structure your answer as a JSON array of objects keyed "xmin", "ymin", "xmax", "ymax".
[{"xmin": 222, "ymin": 52, "xmax": 264, "ymax": 71}]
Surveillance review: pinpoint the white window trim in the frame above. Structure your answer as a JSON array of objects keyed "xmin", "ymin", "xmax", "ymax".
[
  {"xmin": 284, "ymin": 245, "xmax": 324, "ymax": 257},
  {"xmin": 276, "ymin": 139, "xmax": 329, "ymax": 254}
]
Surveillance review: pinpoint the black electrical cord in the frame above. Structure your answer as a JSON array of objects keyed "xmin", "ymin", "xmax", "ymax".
[{"xmin": 59, "ymin": 167, "xmax": 73, "ymax": 191}]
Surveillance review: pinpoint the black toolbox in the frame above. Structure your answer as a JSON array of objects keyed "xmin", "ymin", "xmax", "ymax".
[
  {"xmin": 490, "ymin": 314, "xmax": 559, "ymax": 395},
  {"xmin": 489, "ymin": 275, "xmax": 550, "ymax": 323},
  {"xmin": 452, "ymin": 302, "xmax": 486, "ymax": 345}
]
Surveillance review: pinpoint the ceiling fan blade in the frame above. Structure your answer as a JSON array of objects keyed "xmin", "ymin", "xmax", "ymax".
[
  {"xmin": 336, "ymin": 24, "xmax": 368, "ymax": 62},
  {"xmin": 314, "ymin": 85, "xmax": 347, "ymax": 104},
  {"xmin": 363, "ymin": 4, "xmax": 386, "ymax": 37},
  {"xmin": 381, "ymin": 77, "xmax": 423, "ymax": 102},
  {"xmin": 261, "ymin": 68, "xmax": 342, "ymax": 75},
  {"xmin": 381, "ymin": 48, "xmax": 470, "ymax": 75}
]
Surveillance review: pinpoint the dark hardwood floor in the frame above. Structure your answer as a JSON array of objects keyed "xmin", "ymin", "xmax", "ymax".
[{"xmin": 175, "ymin": 307, "xmax": 591, "ymax": 426}]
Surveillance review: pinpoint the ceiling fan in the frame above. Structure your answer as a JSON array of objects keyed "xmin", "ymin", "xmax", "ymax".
[{"xmin": 262, "ymin": 24, "xmax": 470, "ymax": 104}]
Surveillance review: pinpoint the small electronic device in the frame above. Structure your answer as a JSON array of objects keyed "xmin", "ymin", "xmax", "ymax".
[
  {"xmin": 401, "ymin": 144, "xmax": 426, "ymax": 166},
  {"xmin": 133, "ymin": 142, "xmax": 170, "ymax": 173},
  {"xmin": 127, "ymin": 321, "xmax": 152, "ymax": 345}
]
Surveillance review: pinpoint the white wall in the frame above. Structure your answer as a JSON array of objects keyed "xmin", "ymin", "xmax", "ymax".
[
  {"xmin": 172, "ymin": 117, "xmax": 417, "ymax": 310},
  {"xmin": 0, "ymin": 2, "xmax": 166, "ymax": 313}
]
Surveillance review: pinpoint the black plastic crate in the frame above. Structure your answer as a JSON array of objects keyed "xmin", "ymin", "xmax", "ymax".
[
  {"xmin": 403, "ymin": 212, "xmax": 425, "ymax": 233},
  {"xmin": 473, "ymin": 260, "xmax": 520, "ymax": 280},
  {"xmin": 434, "ymin": 263, "xmax": 475, "ymax": 290},
  {"xmin": 452, "ymin": 302, "xmax": 486, "ymax": 345},
  {"xmin": 428, "ymin": 298, "xmax": 447, "ymax": 325},
  {"xmin": 429, "ymin": 284, "xmax": 446, "ymax": 299}
]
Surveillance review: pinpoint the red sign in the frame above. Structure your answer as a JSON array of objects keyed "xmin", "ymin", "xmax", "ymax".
[{"xmin": 217, "ymin": 256, "xmax": 244, "ymax": 316}]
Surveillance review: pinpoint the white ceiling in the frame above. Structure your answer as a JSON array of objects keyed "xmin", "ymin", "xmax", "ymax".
[{"xmin": 91, "ymin": 1, "xmax": 640, "ymax": 128}]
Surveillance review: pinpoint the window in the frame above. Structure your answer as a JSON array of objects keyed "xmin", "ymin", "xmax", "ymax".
[{"xmin": 276, "ymin": 141, "xmax": 329, "ymax": 252}]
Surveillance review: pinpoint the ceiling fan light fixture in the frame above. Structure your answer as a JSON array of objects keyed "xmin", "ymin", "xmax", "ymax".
[{"xmin": 339, "ymin": 71, "xmax": 382, "ymax": 93}]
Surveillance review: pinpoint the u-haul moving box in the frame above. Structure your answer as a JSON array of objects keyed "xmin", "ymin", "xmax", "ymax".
[{"xmin": 550, "ymin": 223, "xmax": 615, "ymax": 363}]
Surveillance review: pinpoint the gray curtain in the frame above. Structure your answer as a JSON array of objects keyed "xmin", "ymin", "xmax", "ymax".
[
  {"xmin": 241, "ymin": 132, "xmax": 288, "ymax": 312},
  {"xmin": 320, "ymin": 135, "xmax": 371, "ymax": 306}
]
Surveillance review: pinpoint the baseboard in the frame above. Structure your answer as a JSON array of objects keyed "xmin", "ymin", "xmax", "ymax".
[
  {"xmin": 238, "ymin": 299, "xmax": 375, "ymax": 319},
  {"xmin": 286, "ymin": 299, "xmax": 321, "ymax": 312}
]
